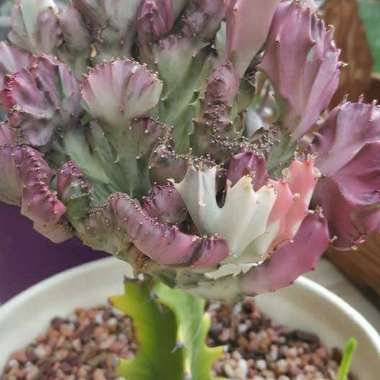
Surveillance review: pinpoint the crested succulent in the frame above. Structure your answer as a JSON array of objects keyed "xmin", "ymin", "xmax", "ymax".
[{"xmin": 1, "ymin": 0, "xmax": 379, "ymax": 302}]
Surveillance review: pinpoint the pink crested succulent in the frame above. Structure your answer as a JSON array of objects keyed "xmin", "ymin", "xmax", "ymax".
[{"xmin": 0, "ymin": 0, "xmax": 378, "ymax": 301}]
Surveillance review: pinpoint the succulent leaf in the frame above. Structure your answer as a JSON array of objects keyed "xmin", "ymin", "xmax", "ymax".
[
  {"xmin": 260, "ymin": 1, "xmax": 341, "ymax": 139},
  {"xmin": 150, "ymin": 0, "xmax": 228, "ymax": 152},
  {"xmin": 18, "ymin": 146, "xmax": 65, "ymax": 226},
  {"xmin": 240, "ymin": 212, "xmax": 329, "ymax": 295},
  {"xmin": 143, "ymin": 183, "xmax": 188, "ymax": 225},
  {"xmin": 109, "ymin": 192, "xmax": 229, "ymax": 268},
  {"xmin": 65, "ymin": 118, "xmax": 172, "ymax": 199},
  {"xmin": 149, "ymin": 143, "xmax": 188, "ymax": 184},
  {"xmin": 312, "ymin": 102, "xmax": 380, "ymax": 248},
  {"xmin": 2, "ymin": 55, "xmax": 81, "ymax": 148},
  {"xmin": 227, "ymin": 151, "xmax": 268, "ymax": 190},
  {"xmin": 226, "ymin": 0, "xmax": 280, "ymax": 77},
  {"xmin": 57, "ymin": 160, "xmax": 91, "ymax": 221},
  {"xmin": 79, "ymin": 204, "xmax": 132, "ymax": 255},
  {"xmin": 153, "ymin": 36, "xmax": 211, "ymax": 152},
  {"xmin": 106, "ymin": 118, "xmax": 171, "ymax": 197},
  {"xmin": 175, "ymin": 165, "xmax": 277, "ymax": 259},
  {"xmin": 9, "ymin": 0, "xmax": 60, "ymax": 54},
  {"xmin": 313, "ymin": 102, "xmax": 380, "ymax": 176},
  {"xmin": 269, "ymin": 159, "xmax": 318, "ymax": 249},
  {"xmin": 313, "ymin": 148, "xmax": 380, "ymax": 249},
  {"xmin": 81, "ymin": 60, "xmax": 163, "ymax": 129},
  {"xmin": 0, "ymin": 142, "xmax": 22, "ymax": 205},
  {"xmin": 73, "ymin": 0, "xmax": 142, "ymax": 59},
  {"xmin": 57, "ymin": 5, "xmax": 91, "ymax": 75},
  {"xmin": 181, "ymin": 0, "xmax": 227, "ymax": 41},
  {"xmin": 266, "ymin": 131, "xmax": 297, "ymax": 176},
  {"xmin": 191, "ymin": 61, "xmax": 242, "ymax": 159},
  {"xmin": 0, "ymin": 42, "xmax": 33, "ymax": 92},
  {"xmin": 137, "ymin": 0, "xmax": 180, "ymax": 56},
  {"xmin": 63, "ymin": 127, "xmax": 113, "ymax": 197}
]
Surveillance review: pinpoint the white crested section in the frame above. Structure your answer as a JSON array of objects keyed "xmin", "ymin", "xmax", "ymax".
[
  {"xmin": 175, "ymin": 166, "xmax": 277, "ymax": 273},
  {"xmin": 241, "ymin": 221, "xmax": 281, "ymax": 261},
  {"xmin": 205, "ymin": 263, "xmax": 254, "ymax": 279},
  {"xmin": 186, "ymin": 276, "xmax": 242, "ymax": 302},
  {"xmin": 174, "ymin": 166, "xmax": 221, "ymax": 234},
  {"xmin": 205, "ymin": 222, "xmax": 281, "ymax": 279}
]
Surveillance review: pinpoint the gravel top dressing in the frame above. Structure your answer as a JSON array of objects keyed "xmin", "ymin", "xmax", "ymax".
[{"xmin": 1, "ymin": 300, "xmax": 353, "ymax": 380}]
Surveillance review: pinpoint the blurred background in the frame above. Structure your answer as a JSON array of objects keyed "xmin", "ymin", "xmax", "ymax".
[{"xmin": 0, "ymin": 0, "xmax": 379, "ymax": 321}]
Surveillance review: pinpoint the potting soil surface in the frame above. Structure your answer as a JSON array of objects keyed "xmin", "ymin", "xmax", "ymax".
[{"xmin": 1, "ymin": 299, "xmax": 355, "ymax": 380}]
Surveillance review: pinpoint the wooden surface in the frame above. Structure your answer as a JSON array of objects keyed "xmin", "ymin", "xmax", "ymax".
[
  {"xmin": 327, "ymin": 236, "xmax": 380, "ymax": 303},
  {"xmin": 368, "ymin": 73, "xmax": 380, "ymax": 101},
  {"xmin": 322, "ymin": 0, "xmax": 373, "ymax": 106}
]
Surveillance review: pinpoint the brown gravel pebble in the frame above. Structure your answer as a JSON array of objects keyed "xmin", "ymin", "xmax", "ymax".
[
  {"xmin": 2, "ymin": 301, "xmax": 354, "ymax": 380},
  {"xmin": 208, "ymin": 299, "xmax": 355, "ymax": 380},
  {"xmin": 1, "ymin": 307, "xmax": 135, "ymax": 380}
]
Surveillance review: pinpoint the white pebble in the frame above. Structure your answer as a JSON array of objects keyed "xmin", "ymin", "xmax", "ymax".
[
  {"xmin": 25, "ymin": 365, "xmax": 39, "ymax": 380},
  {"xmin": 287, "ymin": 347, "xmax": 298, "ymax": 358},
  {"xmin": 256, "ymin": 359, "xmax": 267, "ymax": 370},
  {"xmin": 34, "ymin": 345, "xmax": 47, "ymax": 359},
  {"xmin": 268, "ymin": 345, "xmax": 279, "ymax": 361},
  {"xmin": 275, "ymin": 359, "xmax": 288, "ymax": 374},
  {"xmin": 223, "ymin": 363, "xmax": 235, "ymax": 378},
  {"xmin": 232, "ymin": 351, "xmax": 242, "ymax": 360},
  {"xmin": 238, "ymin": 323, "xmax": 248, "ymax": 334},
  {"xmin": 7, "ymin": 359, "xmax": 19, "ymax": 368},
  {"xmin": 107, "ymin": 318, "xmax": 118, "ymax": 327},
  {"xmin": 236, "ymin": 359, "xmax": 248, "ymax": 378},
  {"xmin": 95, "ymin": 314, "xmax": 103, "ymax": 324}
]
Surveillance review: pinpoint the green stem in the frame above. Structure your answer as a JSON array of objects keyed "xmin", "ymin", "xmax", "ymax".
[
  {"xmin": 110, "ymin": 278, "xmax": 224, "ymax": 380},
  {"xmin": 337, "ymin": 338, "xmax": 357, "ymax": 380}
]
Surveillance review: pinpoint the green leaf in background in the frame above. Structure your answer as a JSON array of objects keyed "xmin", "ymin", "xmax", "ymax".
[
  {"xmin": 110, "ymin": 279, "xmax": 225, "ymax": 380},
  {"xmin": 358, "ymin": 0, "xmax": 380, "ymax": 73},
  {"xmin": 154, "ymin": 282, "xmax": 225, "ymax": 380},
  {"xmin": 110, "ymin": 280, "xmax": 185, "ymax": 380},
  {"xmin": 337, "ymin": 338, "xmax": 358, "ymax": 380}
]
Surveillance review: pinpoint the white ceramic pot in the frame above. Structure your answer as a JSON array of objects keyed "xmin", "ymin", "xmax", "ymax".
[{"xmin": 0, "ymin": 257, "xmax": 379, "ymax": 378}]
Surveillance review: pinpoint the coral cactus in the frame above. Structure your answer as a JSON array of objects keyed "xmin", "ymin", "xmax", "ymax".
[{"xmin": 0, "ymin": 0, "xmax": 379, "ymax": 301}]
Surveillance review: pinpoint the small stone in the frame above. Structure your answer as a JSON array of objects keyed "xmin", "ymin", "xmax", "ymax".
[
  {"xmin": 25, "ymin": 365, "xmax": 39, "ymax": 380},
  {"xmin": 223, "ymin": 363, "xmax": 235, "ymax": 378},
  {"xmin": 7, "ymin": 359, "xmax": 19, "ymax": 369},
  {"xmin": 12, "ymin": 351, "xmax": 27, "ymax": 363},
  {"xmin": 34, "ymin": 345, "xmax": 48, "ymax": 359},
  {"xmin": 235, "ymin": 359, "xmax": 248, "ymax": 378},
  {"xmin": 275, "ymin": 359, "xmax": 288, "ymax": 374},
  {"xmin": 60, "ymin": 323, "xmax": 74, "ymax": 337},
  {"xmin": 93, "ymin": 368, "xmax": 106, "ymax": 380},
  {"xmin": 256, "ymin": 359, "xmax": 267, "ymax": 370}
]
